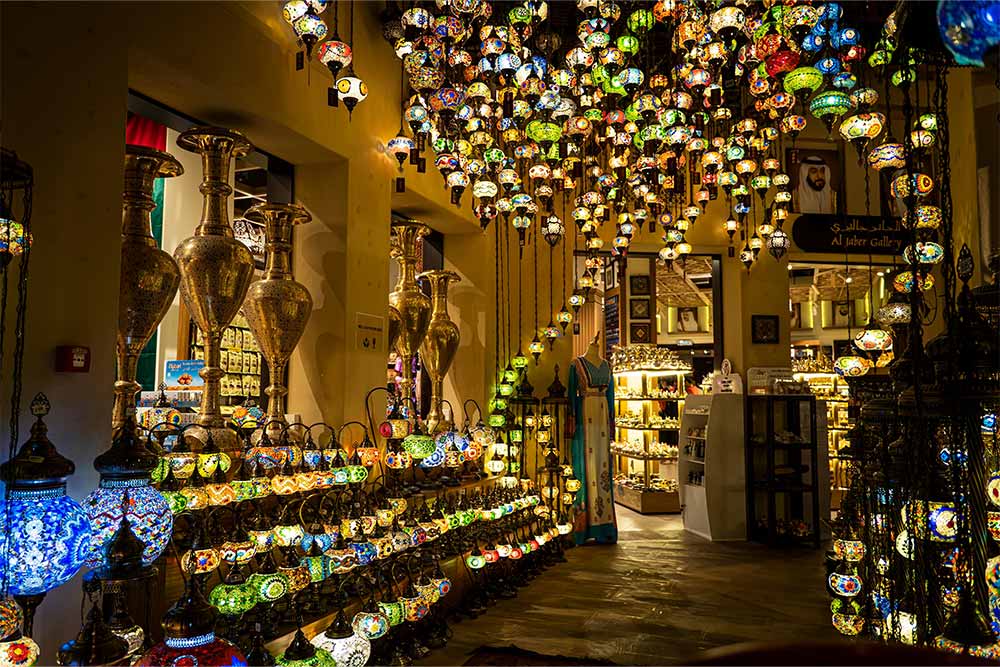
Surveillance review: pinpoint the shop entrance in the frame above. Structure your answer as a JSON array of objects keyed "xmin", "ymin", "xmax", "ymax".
[{"xmin": 574, "ymin": 251, "xmax": 723, "ymax": 526}]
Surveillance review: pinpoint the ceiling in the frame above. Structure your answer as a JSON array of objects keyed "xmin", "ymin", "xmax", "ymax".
[{"xmin": 656, "ymin": 257, "xmax": 713, "ymax": 308}]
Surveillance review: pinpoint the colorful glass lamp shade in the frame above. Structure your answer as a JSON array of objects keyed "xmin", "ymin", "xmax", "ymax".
[
  {"xmin": 0, "ymin": 395, "xmax": 91, "ymax": 599},
  {"xmin": 0, "ymin": 634, "xmax": 39, "ymax": 667},
  {"xmin": 278, "ymin": 629, "xmax": 336, "ymax": 667},
  {"xmin": 402, "ymin": 429, "xmax": 436, "ymax": 460},
  {"xmin": 937, "ymin": 0, "xmax": 1000, "ymax": 66},
  {"xmin": 83, "ymin": 422, "xmax": 172, "ymax": 568},
  {"xmin": 336, "ymin": 65, "xmax": 368, "ymax": 117},
  {"xmin": 0, "ymin": 217, "xmax": 31, "ymax": 265},
  {"xmin": 135, "ymin": 564, "xmax": 247, "ymax": 667},
  {"xmin": 311, "ymin": 609, "xmax": 371, "ymax": 667}
]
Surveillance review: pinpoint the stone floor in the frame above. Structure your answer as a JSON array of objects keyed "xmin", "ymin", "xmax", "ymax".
[{"xmin": 421, "ymin": 507, "xmax": 834, "ymax": 665}]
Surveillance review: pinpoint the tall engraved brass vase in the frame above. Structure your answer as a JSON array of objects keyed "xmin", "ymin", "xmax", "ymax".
[
  {"xmin": 418, "ymin": 270, "xmax": 461, "ymax": 434},
  {"xmin": 113, "ymin": 145, "xmax": 184, "ymax": 429},
  {"xmin": 174, "ymin": 127, "xmax": 255, "ymax": 451},
  {"xmin": 388, "ymin": 222, "xmax": 431, "ymax": 404},
  {"xmin": 242, "ymin": 203, "xmax": 312, "ymax": 438}
]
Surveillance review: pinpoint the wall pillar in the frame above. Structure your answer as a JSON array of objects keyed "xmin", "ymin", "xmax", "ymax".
[{"xmin": 1, "ymin": 3, "xmax": 127, "ymax": 658}]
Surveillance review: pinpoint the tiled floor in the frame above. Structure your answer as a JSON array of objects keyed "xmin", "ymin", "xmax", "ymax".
[{"xmin": 421, "ymin": 507, "xmax": 833, "ymax": 665}]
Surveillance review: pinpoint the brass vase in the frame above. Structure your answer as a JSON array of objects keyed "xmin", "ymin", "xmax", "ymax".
[
  {"xmin": 242, "ymin": 203, "xmax": 312, "ymax": 437},
  {"xmin": 388, "ymin": 222, "xmax": 431, "ymax": 403},
  {"xmin": 174, "ymin": 127, "xmax": 255, "ymax": 451},
  {"xmin": 113, "ymin": 145, "xmax": 184, "ymax": 429},
  {"xmin": 417, "ymin": 270, "xmax": 461, "ymax": 434}
]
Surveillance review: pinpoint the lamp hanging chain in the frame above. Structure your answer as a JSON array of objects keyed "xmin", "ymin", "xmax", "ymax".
[
  {"xmin": 935, "ymin": 64, "xmax": 956, "ymax": 324},
  {"xmin": 533, "ymin": 218, "xmax": 539, "ymax": 334},
  {"xmin": 495, "ymin": 212, "xmax": 503, "ymax": 375},
  {"xmin": 505, "ymin": 215, "xmax": 512, "ymax": 362}
]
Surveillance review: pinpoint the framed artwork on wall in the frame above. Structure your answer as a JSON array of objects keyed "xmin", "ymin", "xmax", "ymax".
[
  {"xmin": 786, "ymin": 146, "xmax": 843, "ymax": 215},
  {"xmin": 629, "ymin": 322, "xmax": 651, "ymax": 344},
  {"xmin": 629, "ymin": 298, "xmax": 651, "ymax": 320},
  {"xmin": 676, "ymin": 307, "xmax": 701, "ymax": 332},
  {"xmin": 751, "ymin": 315, "xmax": 780, "ymax": 344},
  {"xmin": 629, "ymin": 274, "xmax": 651, "ymax": 296}
]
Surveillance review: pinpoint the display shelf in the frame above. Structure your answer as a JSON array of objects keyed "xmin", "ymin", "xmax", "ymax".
[
  {"xmin": 612, "ymin": 363, "xmax": 687, "ymax": 515},
  {"xmin": 614, "ymin": 452, "xmax": 679, "ymax": 462},
  {"xmin": 616, "ymin": 425, "xmax": 680, "ymax": 431},
  {"xmin": 744, "ymin": 394, "xmax": 827, "ymax": 548},
  {"xmin": 678, "ymin": 394, "xmax": 746, "ymax": 541},
  {"xmin": 615, "ymin": 397, "xmax": 684, "ymax": 402},
  {"xmin": 614, "ymin": 482, "xmax": 680, "ymax": 514},
  {"xmin": 792, "ymin": 371, "xmax": 851, "ymax": 511}
]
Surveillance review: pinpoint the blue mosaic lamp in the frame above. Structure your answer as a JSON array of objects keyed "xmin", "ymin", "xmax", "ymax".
[
  {"xmin": 937, "ymin": 0, "xmax": 1000, "ymax": 66},
  {"xmin": 0, "ymin": 394, "xmax": 91, "ymax": 633},
  {"xmin": 83, "ymin": 419, "xmax": 172, "ymax": 569}
]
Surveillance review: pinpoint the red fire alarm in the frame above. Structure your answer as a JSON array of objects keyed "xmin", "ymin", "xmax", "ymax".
[{"xmin": 55, "ymin": 345, "xmax": 90, "ymax": 373}]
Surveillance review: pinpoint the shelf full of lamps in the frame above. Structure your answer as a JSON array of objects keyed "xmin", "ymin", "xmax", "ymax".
[
  {"xmin": 792, "ymin": 369, "xmax": 851, "ymax": 512},
  {"xmin": 612, "ymin": 368, "xmax": 688, "ymax": 514}
]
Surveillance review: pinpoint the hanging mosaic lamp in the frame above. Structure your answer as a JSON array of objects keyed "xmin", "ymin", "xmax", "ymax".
[
  {"xmin": 336, "ymin": 65, "xmax": 368, "ymax": 118},
  {"xmin": 0, "ymin": 196, "xmax": 31, "ymax": 266},
  {"xmin": 83, "ymin": 420, "xmax": 172, "ymax": 569},
  {"xmin": 0, "ymin": 395, "xmax": 91, "ymax": 601}
]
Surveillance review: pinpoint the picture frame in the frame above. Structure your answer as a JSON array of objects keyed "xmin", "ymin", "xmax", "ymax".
[
  {"xmin": 751, "ymin": 315, "xmax": 780, "ymax": 345},
  {"xmin": 790, "ymin": 302, "xmax": 805, "ymax": 330},
  {"xmin": 676, "ymin": 307, "xmax": 701, "ymax": 333},
  {"xmin": 629, "ymin": 298, "xmax": 651, "ymax": 320},
  {"xmin": 603, "ymin": 260, "xmax": 618, "ymax": 291},
  {"xmin": 629, "ymin": 322, "xmax": 651, "ymax": 344},
  {"xmin": 786, "ymin": 146, "xmax": 844, "ymax": 215},
  {"xmin": 629, "ymin": 274, "xmax": 651, "ymax": 296}
]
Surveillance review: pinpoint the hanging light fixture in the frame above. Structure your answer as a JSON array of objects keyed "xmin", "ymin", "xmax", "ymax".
[
  {"xmin": 83, "ymin": 420, "xmax": 172, "ymax": 569},
  {"xmin": 0, "ymin": 394, "xmax": 91, "ymax": 634}
]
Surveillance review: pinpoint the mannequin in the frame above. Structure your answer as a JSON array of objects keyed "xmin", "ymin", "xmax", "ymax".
[{"xmin": 567, "ymin": 331, "xmax": 618, "ymax": 545}]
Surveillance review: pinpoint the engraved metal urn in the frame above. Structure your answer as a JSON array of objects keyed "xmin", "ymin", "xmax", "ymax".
[
  {"xmin": 174, "ymin": 127, "xmax": 255, "ymax": 451},
  {"xmin": 242, "ymin": 203, "xmax": 312, "ymax": 438},
  {"xmin": 113, "ymin": 145, "xmax": 184, "ymax": 430},
  {"xmin": 417, "ymin": 270, "xmax": 461, "ymax": 434},
  {"xmin": 388, "ymin": 222, "xmax": 431, "ymax": 403}
]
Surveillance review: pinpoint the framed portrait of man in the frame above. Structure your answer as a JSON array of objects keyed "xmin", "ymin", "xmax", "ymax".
[
  {"xmin": 786, "ymin": 147, "xmax": 842, "ymax": 215},
  {"xmin": 676, "ymin": 307, "xmax": 701, "ymax": 332}
]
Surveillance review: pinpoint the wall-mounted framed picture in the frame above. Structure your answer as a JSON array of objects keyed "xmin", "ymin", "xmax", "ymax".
[
  {"xmin": 629, "ymin": 298, "xmax": 651, "ymax": 320},
  {"xmin": 751, "ymin": 314, "xmax": 780, "ymax": 344},
  {"xmin": 786, "ymin": 146, "xmax": 843, "ymax": 215},
  {"xmin": 629, "ymin": 274, "xmax": 651, "ymax": 296},
  {"xmin": 603, "ymin": 258, "xmax": 618, "ymax": 291},
  {"xmin": 676, "ymin": 307, "xmax": 701, "ymax": 332},
  {"xmin": 629, "ymin": 322, "xmax": 651, "ymax": 344}
]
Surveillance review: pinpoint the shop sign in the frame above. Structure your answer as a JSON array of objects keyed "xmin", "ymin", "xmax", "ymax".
[{"xmin": 791, "ymin": 214, "xmax": 908, "ymax": 254}]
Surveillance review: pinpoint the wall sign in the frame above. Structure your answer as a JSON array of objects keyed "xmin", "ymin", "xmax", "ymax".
[
  {"xmin": 604, "ymin": 294, "xmax": 619, "ymax": 357},
  {"xmin": 356, "ymin": 312, "xmax": 385, "ymax": 352},
  {"xmin": 791, "ymin": 213, "xmax": 908, "ymax": 254}
]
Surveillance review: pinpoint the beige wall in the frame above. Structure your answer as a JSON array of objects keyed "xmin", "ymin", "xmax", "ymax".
[{"xmin": 1, "ymin": 2, "xmax": 127, "ymax": 656}]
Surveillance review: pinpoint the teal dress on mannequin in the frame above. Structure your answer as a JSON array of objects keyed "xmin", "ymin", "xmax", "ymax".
[{"xmin": 568, "ymin": 355, "xmax": 618, "ymax": 545}]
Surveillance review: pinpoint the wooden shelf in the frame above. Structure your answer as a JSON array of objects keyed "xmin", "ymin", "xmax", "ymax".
[
  {"xmin": 616, "ymin": 425, "xmax": 679, "ymax": 431},
  {"xmin": 615, "ymin": 397, "xmax": 684, "ymax": 402},
  {"xmin": 613, "ymin": 450, "xmax": 678, "ymax": 462},
  {"xmin": 614, "ymin": 484, "xmax": 680, "ymax": 513}
]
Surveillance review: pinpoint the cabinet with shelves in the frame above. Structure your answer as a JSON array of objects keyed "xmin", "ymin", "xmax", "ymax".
[
  {"xmin": 189, "ymin": 311, "xmax": 268, "ymax": 414},
  {"xmin": 679, "ymin": 394, "xmax": 746, "ymax": 541},
  {"xmin": 612, "ymin": 367, "xmax": 688, "ymax": 514},
  {"xmin": 793, "ymin": 371, "xmax": 851, "ymax": 510},
  {"xmin": 744, "ymin": 394, "xmax": 829, "ymax": 548}
]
